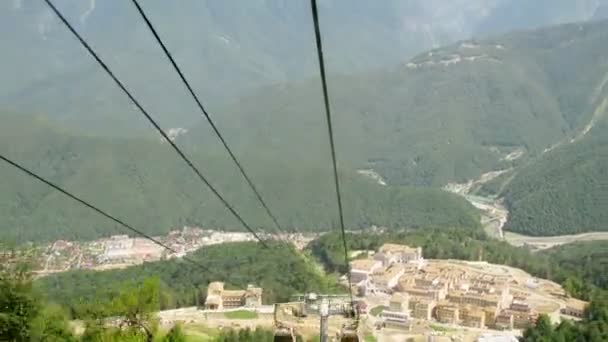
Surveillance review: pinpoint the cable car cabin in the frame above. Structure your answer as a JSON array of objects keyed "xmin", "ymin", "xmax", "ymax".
[
  {"xmin": 340, "ymin": 335, "xmax": 360, "ymax": 342},
  {"xmin": 338, "ymin": 324, "xmax": 360, "ymax": 342},
  {"xmin": 273, "ymin": 334, "xmax": 295, "ymax": 342}
]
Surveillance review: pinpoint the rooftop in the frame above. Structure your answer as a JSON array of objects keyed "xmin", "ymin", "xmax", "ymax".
[
  {"xmin": 350, "ymin": 258, "xmax": 381, "ymax": 272},
  {"xmin": 379, "ymin": 243, "xmax": 419, "ymax": 254},
  {"xmin": 222, "ymin": 290, "xmax": 246, "ymax": 297},
  {"xmin": 390, "ymin": 292, "xmax": 409, "ymax": 304},
  {"xmin": 565, "ymin": 297, "xmax": 589, "ymax": 311}
]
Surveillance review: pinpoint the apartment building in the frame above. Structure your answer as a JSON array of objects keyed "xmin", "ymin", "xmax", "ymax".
[
  {"xmin": 374, "ymin": 243, "xmax": 422, "ymax": 266},
  {"xmin": 204, "ymin": 282, "xmax": 263, "ymax": 310},
  {"xmin": 447, "ymin": 290, "xmax": 501, "ymax": 309},
  {"xmin": 350, "ymin": 259, "xmax": 383, "ymax": 284},
  {"xmin": 381, "ymin": 293, "xmax": 411, "ymax": 326},
  {"xmin": 409, "ymin": 298, "xmax": 436, "ymax": 320},
  {"xmin": 435, "ymin": 301, "xmax": 460, "ymax": 324},
  {"xmin": 371, "ymin": 265, "xmax": 405, "ymax": 293},
  {"xmin": 460, "ymin": 305, "xmax": 486, "ymax": 328},
  {"xmin": 561, "ymin": 297, "xmax": 588, "ymax": 318}
]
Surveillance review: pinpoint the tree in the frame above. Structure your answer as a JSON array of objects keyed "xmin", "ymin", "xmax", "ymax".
[
  {"xmin": 0, "ymin": 249, "xmax": 76, "ymax": 341},
  {"xmin": 30, "ymin": 304, "xmax": 76, "ymax": 342},
  {"xmin": 111, "ymin": 277, "xmax": 161, "ymax": 342},
  {"xmin": 0, "ymin": 250, "xmax": 40, "ymax": 341},
  {"xmin": 163, "ymin": 324, "xmax": 186, "ymax": 342}
]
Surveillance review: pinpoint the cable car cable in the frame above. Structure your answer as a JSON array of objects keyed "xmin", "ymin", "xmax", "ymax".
[
  {"xmin": 129, "ymin": 0, "xmax": 287, "ymax": 239},
  {"xmin": 42, "ymin": 0, "xmax": 268, "ymax": 248},
  {"xmin": 0, "ymin": 154, "xmax": 209, "ymax": 273},
  {"xmin": 309, "ymin": 0, "xmax": 354, "ymax": 305}
]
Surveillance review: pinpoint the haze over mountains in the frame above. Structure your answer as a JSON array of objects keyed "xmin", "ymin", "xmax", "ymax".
[
  {"xmin": 1, "ymin": 1, "xmax": 608, "ymax": 241},
  {"xmin": 3, "ymin": 0, "xmax": 608, "ymax": 132}
]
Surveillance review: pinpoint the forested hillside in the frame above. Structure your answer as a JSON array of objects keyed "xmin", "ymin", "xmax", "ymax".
[
  {"xmin": 182, "ymin": 19, "xmax": 608, "ymax": 187},
  {"xmin": 0, "ymin": 115, "xmax": 479, "ymax": 244},
  {"xmin": 502, "ymin": 119, "xmax": 608, "ymax": 235},
  {"xmin": 4, "ymin": 0, "xmax": 605, "ymax": 134}
]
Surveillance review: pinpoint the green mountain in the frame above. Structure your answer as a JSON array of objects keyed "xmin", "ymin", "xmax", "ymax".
[
  {"xmin": 181, "ymin": 19, "xmax": 608, "ymax": 188},
  {"xmin": 0, "ymin": 115, "xmax": 479, "ymax": 244},
  {"xmin": 500, "ymin": 119, "xmax": 608, "ymax": 235},
  {"xmin": 3, "ymin": 1, "xmax": 607, "ymax": 134}
]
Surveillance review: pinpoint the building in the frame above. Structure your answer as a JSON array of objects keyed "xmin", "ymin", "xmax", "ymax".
[
  {"xmin": 409, "ymin": 298, "xmax": 436, "ymax": 320},
  {"xmin": 435, "ymin": 301, "xmax": 459, "ymax": 324},
  {"xmin": 371, "ymin": 265, "xmax": 405, "ymax": 293},
  {"xmin": 381, "ymin": 293, "xmax": 411, "ymax": 326},
  {"xmin": 484, "ymin": 307, "xmax": 499, "ymax": 328},
  {"xmin": 350, "ymin": 259, "xmax": 383, "ymax": 284},
  {"xmin": 388, "ymin": 293, "xmax": 410, "ymax": 312},
  {"xmin": 512, "ymin": 309, "xmax": 538, "ymax": 329},
  {"xmin": 460, "ymin": 305, "xmax": 486, "ymax": 328},
  {"xmin": 447, "ymin": 291, "xmax": 501, "ymax": 309},
  {"xmin": 495, "ymin": 307, "xmax": 538, "ymax": 330},
  {"xmin": 561, "ymin": 298, "xmax": 588, "ymax": 318},
  {"xmin": 495, "ymin": 311, "xmax": 514, "ymax": 330},
  {"xmin": 374, "ymin": 243, "xmax": 422, "ymax": 266},
  {"xmin": 477, "ymin": 333, "xmax": 518, "ymax": 342},
  {"xmin": 204, "ymin": 282, "xmax": 263, "ymax": 310}
]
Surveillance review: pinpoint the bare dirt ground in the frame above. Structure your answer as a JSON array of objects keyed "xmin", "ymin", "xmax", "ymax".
[{"xmin": 503, "ymin": 231, "xmax": 608, "ymax": 250}]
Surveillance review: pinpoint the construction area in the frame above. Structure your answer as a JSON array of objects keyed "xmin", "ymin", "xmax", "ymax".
[{"xmin": 149, "ymin": 243, "xmax": 588, "ymax": 341}]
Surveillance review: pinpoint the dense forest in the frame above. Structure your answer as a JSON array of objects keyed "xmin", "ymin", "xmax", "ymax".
[
  {"xmin": 181, "ymin": 19, "xmax": 608, "ymax": 187},
  {"xmin": 36, "ymin": 241, "xmax": 344, "ymax": 315},
  {"xmin": 0, "ymin": 115, "xmax": 479, "ymax": 244},
  {"xmin": 501, "ymin": 120, "xmax": 608, "ymax": 235}
]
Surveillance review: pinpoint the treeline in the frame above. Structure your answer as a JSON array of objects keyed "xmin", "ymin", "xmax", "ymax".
[
  {"xmin": 1, "ymin": 249, "xmax": 182, "ymax": 341},
  {"xmin": 4, "ymin": 244, "xmax": 322, "ymax": 341},
  {"xmin": 0, "ymin": 115, "xmax": 479, "ymax": 244},
  {"xmin": 307, "ymin": 229, "xmax": 608, "ymax": 300},
  {"xmin": 36, "ymin": 241, "xmax": 344, "ymax": 316}
]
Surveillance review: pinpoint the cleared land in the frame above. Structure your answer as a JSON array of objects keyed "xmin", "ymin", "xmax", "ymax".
[
  {"xmin": 503, "ymin": 231, "xmax": 608, "ymax": 250},
  {"xmin": 224, "ymin": 310, "xmax": 259, "ymax": 320}
]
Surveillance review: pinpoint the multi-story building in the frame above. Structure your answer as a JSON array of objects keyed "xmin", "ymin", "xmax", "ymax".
[
  {"xmin": 484, "ymin": 307, "xmax": 499, "ymax": 328},
  {"xmin": 435, "ymin": 301, "xmax": 459, "ymax": 324},
  {"xmin": 204, "ymin": 282, "xmax": 263, "ymax": 310},
  {"xmin": 371, "ymin": 265, "xmax": 405, "ymax": 294},
  {"xmin": 381, "ymin": 293, "xmax": 410, "ymax": 326},
  {"xmin": 350, "ymin": 259, "xmax": 383, "ymax": 285},
  {"xmin": 495, "ymin": 311, "xmax": 514, "ymax": 330},
  {"xmin": 494, "ymin": 300, "xmax": 538, "ymax": 330},
  {"xmin": 409, "ymin": 298, "xmax": 436, "ymax": 320},
  {"xmin": 512, "ymin": 309, "xmax": 538, "ymax": 329},
  {"xmin": 561, "ymin": 298, "xmax": 588, "ymax": 318},
  {"xmin": 447, "ymin": 291, "xmax": 501, "ymax": 309},
  {"xmin": 460, "ymin": 305, "xmax": 486, "ymax": 328},
  {"xmin": 374, "ymin": 243, "xmax": 422, "ymax": 266}
]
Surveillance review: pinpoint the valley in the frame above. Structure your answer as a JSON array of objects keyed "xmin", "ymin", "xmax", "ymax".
[{"xmin": 3, "ymin": 4, "xmax": 608, "ymax": 340}]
